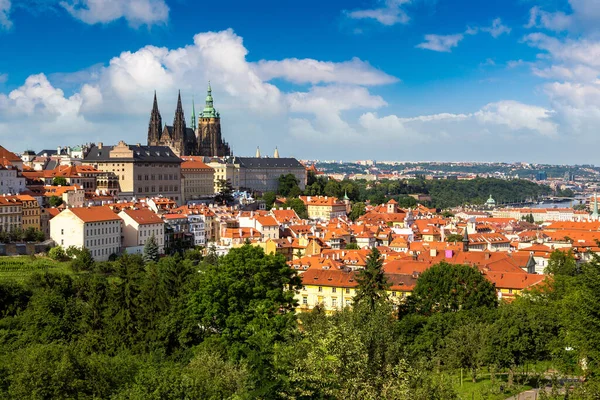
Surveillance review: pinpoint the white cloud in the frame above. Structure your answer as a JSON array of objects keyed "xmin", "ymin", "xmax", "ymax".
[
  {"xmin": 60, "ymin": 0, "xmax": 169, "ymax": 26},
  {"xmin": 416, "ymin": 34, "xmax": 464, "ymax": 52},
  {"xmin": 0, "ymin": 28, "xmax": 586, "ymax": 162},
  {"xmin": 345, "ymin": 0, "xmax": 411, "ymax": 26},
  {"xmin": 0, "ymin": 0, "xmax": 11, "ymax": 30},
  {"xmin": 481, "ymin": 18, "xmax": 511, "ymax": 38},
  {"xmin": 253, "ymin": 57, "xmax": 398, "ymax": 86}
]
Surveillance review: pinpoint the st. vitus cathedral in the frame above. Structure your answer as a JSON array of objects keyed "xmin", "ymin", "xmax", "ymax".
[{"xmin": 147, "ymin": 83, "xmax": 232, "ymax": 157}]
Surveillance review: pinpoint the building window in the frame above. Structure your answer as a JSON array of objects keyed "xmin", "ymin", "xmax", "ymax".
[
  {"xmin": 61, "ymin": 229, "xmax": 64, "ymax": 235},
  {"xmin": 345, "ymin": 288, "xmax": 350, "ymax": 294},
  {"xmin": 392, "ymin": 291, "xmax": 396, "ymax": 297},
  {"xmin": 332, "ymin": 287, "xmax": 336, "ymax": 293},
  {"xmin": 332, "ymin": 298, "xmax": 337, "ymax": 307},
  {"xmin": 302, "ymin": 296, "xmax": 308, "ymax": 305},
  {"xmin": 318, "ymin": 286, "xmax": 322, "ymax": 293}
]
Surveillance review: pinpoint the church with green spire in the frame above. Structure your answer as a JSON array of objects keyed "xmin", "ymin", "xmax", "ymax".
[{"xmin": 147, "ymin": 83, "xmax": 232, "ymax": 157}]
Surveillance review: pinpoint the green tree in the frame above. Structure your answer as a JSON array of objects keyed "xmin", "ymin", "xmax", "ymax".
[
  {"xmin": 345, "ymin": 242, "xmax": 360, "ymax": 250},
  {"xmin": 442, "ymin": 323, "xmax": 487, "ymax": 382},
  {"xmin": 143, "ymin": 235, "xmax": 160, "ymax": 263},
  {"xmin": 214, "ymin": 179, "xmax": 234, "ymax": 205},
  {"xmin": 405, "ymin": 262, "xmax": 497, "ymax": 315},
  {"xmin": 324, "ymin": 180, "xmax": 342, "ymax": 198},
  {"xmin": 71, "ymin": 247, "xmax": 94, "ymax": 272},
  {"xmin": 354, "ymin": 247, "xmax": 389, "ymax": 311},
  {"xmin": 48, "ymin": 245, "xmax": 67, "ymax": 261},
  {"xmin": 262, "ymin": 191, "xmax": 277, "ymax": 209},
  {"xmin": 48, "ymin": 196, "xmax": 63, "ymax": 207},
  {"xmin": 188, "ymin": 245, "xmax": 301, "ymax": 385},
  {"xmin": 349, "ymin": 202, "xmax": 366, "ymax": 221},
  {"xmin": 445, "ymin": 233, "xmax": 463, "ymax": 242},
  {"xmin": 284, "ymin": 197, "xmax": 308, "ymax": 219},
  {"xmin": 277, "ymin": 173, "xmax": 300, "ymax": 197},
  {"xmin": 52, "ymin": 176, "xmax": 68, "ymax": 186}
]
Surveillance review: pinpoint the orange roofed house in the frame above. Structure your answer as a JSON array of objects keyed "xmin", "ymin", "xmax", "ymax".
[
  {"xmin": 299, "ymin": 196, "xmax": 347, "ymax": 220},
  {"xmin": 118, "ymin": 208, "xmax": 165, "ymax": 255},
  {"xmin": 180, "ymin": 157, "xmax": 215, "ymax": 201},
  {"xmin": 50, "ymin": 206, "xmax": 122, "ymax": 261}
]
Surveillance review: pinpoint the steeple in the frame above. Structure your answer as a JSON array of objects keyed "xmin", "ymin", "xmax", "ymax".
[
  {"xmin": 147, "ymin": 90, "xmax": 162, "ymax": 145},
  {"xmin": 191, "ymin": 97, "xmax": 196, "ymax": 131},
  {"xmin": 202, "ymin": 81, "xmax": 217, "ymax": 118},
  {"xmin": 274, "ymin": 146, "xmax": 279, "ymax": 158},
  {"xmin": 256, "ymin": 146, "xmax": 261, "ymax": 158},
  {"xmin": 172, "ymin": 90, "xmax": 186, "ymax": 142},
  {"xmin": 462, "ymin": 227, "xmax": 469, "ymax": 252}
]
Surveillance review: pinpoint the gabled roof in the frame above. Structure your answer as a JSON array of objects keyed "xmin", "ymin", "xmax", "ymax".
[
  {"xmin": 120, "ymin": 209, "xmax": 163, "ymax": 225},
  {"xmin": 68, "ymin": 206, "xmax": 120, "ymax": 223}
]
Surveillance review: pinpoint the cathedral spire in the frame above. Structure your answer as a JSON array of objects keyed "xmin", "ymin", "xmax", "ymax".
[
  {"xmin": 202, "ymin": 81, "xmax": 217, "ymax": 118},
  {"xmin": 191, "ymin": 97, "xmax": 196, "ymax": 131},
  {"xmin": 147, "ymin": 90, "xmax": 162, "ymax": 145},
  {"xmin": 274, "ymin": 146, "xmax": 279, "ymax": 158},
  {"xmin": 256, "ymin": 146, "xmax": 261, "ymax": 158},
  {"xmin": 172, "ymin": 90, "xmax": 186, "ymax": 141}
]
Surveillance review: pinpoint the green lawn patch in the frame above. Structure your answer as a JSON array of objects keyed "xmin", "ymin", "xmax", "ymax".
[{"xmin": 0, "ymin": 256, "xmax": 73, "ymax": 282}]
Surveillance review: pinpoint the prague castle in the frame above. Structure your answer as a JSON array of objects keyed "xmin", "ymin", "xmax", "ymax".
[{"xmin": 147, "ymin": 83, "xmax": 232, "ymax": 157}]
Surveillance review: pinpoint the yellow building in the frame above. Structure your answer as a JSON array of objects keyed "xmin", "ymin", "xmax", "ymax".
[
  {"xmin": 207, "ymin": 158, "xmax": 240, "ymax": 193},
  {"xmin": 295, "ymin": 268, "xmax": 416, "ymax": 314},
  {"xmin": 300, "ymin": 196, "xmax": 347, "ymax": 220},
  {"xmin": 181, "ymin": 157, "xmax": 215, "ymax": 200},
  {"xmin": 16, "ymin": 195, "xmax": 41, "ymax": 231}
]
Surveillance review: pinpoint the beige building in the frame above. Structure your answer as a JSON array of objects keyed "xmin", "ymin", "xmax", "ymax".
[
  {"xmin": 15, "ymin": 195, "xmax": 41, "ymax": 232},
  {"xmin": 50, "ymin": 206, "xmax": 122, "ymax": 261},
  {"xmin": 300, "ymin": 196, "xmax": 347, "ymax": 220},
  {"xmin": 41, "ymin": 185, "xmax": 85, "ymax": 208},
  {"xmin": 0, "ymin": 196, "xmax": 22, "ymax": 232},
  {"xmin": 207, "ymin": 158, "xmax": 240, "ymax": 192},
  {"xmin": 84, "ymin": 141, "xmax": 183, "ymax": 203},
  {"xmin": 181, "ymin": 157, "xmax": 215, "ymax": 201},
  {"xmin": 118, "ymin": 208, "xmax": 165, "ymax": 254}
]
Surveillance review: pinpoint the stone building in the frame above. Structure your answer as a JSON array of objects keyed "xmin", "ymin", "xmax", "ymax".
[{"xmin": 84, "ymin": 141, "xmax": 183, "ymax": 202}]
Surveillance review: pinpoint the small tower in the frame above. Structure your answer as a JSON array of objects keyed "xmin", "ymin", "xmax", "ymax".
[
  {"xmin": 343, "ymin": 189, "xmax": 351, "ymax": 214},
  {"xmin": 147, "ymin": 91, "xmax": 162, "ymax": 145},
  {"xmin": 256, "ymin": 146, "xmax": 261, "ymax": 158},
  {"xmin": 191, "ymin": 97, "xmax": 196, "ymax": 132},
  {"xmin": 274, "ymin": 147, "xmax": 279, "ymax": 158},
  {"xmin": 462, "ymin": 228, "xmax": 469, "ymax": 252}
]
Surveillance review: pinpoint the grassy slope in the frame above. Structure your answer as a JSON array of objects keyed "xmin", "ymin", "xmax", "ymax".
[{"xmin": 0, "ymin": 256, "xmax": 73, "ymax": 282}]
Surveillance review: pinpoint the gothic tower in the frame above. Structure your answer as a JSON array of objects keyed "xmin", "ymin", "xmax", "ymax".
[
  {"xmin": 148, "ymin": 91, "xmax": 162, "ymax": 146},
  {"xmin": 171, "ymin": 90, "xmax": 187, "ymax": 155}
]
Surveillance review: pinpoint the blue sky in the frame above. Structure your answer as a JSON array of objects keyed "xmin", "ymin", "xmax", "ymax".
[{"xmin": 1, "ymin": 0, "xmax": 599, "ymax": 163}]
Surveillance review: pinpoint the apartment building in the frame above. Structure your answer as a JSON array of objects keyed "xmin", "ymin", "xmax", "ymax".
[
  {"xmin": 50, "ymin": 206, "xmax": 122, "ymax": 261},
  {"xmin": 118, "ymin": 208, "xmax": 165, "ymax": 254}
]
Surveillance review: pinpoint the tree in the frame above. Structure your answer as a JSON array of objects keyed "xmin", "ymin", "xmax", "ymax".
[
  {"xmin": 188, "ymin": 245, "xmax": 301, "ymax": 383},
  {"xmin": 349, "ymin": 202, "xmax": 366, "ymax": 221},
  {"xmin": 277, "ymin": 174, "xmax": 300, "ymax": 197},
  {"xmin": 143, "ymin": 235, "xmax": 160, "ymax": 263},
  {"xmin": 52, "ymin": 176, "xmax": 67, "ymax": 186},
  {"xmin": 345, "ymin": 242, "xmax": 360, "ymax": 250},
  {"xmin": 48, "ymin": 196, "xmax": 63, "ymax": 207},
  {"xmin": 48, "ymin": 245, "xmax": 68, "ymax": 261},
  {"xmin": 545, "ymin": 249, "xmax": 578, "ymax": 276},
  {"xmin": 405, "ymin": 262, "xmax": 497, "ymax": 315},
  {"xmin": 354, "ymin": 247, "xmax": 389, "ymax": 311},
  {"xmin": 214, "ymin": 179, "xmax": 234, "ymax": 205},
  {"xmin": 262, "ymin": 191, "xmax": 277, "ymax": 209},
  {"xmin": 70, "ymin": 247, "xmax": 94, "ymax": 272},
  {"xmin": 324, "ymin": 180, "xmax": 342, "ymax": 198},
  {"xmin": 283, "ymin": 197, "xmax": 308, "ymax": 219},
  {"xmin": 442, "ymin": 323, "xmax": 487, "ymax": 382},
  {"xmin": 445, "ymin": 234, "xmax": 463, "ymax": 243}
]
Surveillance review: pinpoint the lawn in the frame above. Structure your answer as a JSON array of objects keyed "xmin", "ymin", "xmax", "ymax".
[
  {"xmin": 0, "ymin": 256, "xmax": 73, "ymax": 282},
  {"xmin": 451, "ymin": 372, "xmax": 534, "ymax": 400}
]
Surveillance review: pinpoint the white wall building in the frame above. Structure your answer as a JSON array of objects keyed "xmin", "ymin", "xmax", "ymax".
[
  {"xmin": 188, "ymin": 215, "xmax": 206, "ymax": 247},
  {"xmin": 118, "ymin": 208, "xmax": 165, "ymax": 255},
  {"xmin": 50, "ymin": 206, "xmax": 122, "ymax": 261},
  {"xmin": 0, "ymin": 166, "xmax": 25, "ymax": 194}
]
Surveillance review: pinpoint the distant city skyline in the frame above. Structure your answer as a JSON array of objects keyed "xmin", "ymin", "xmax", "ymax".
[{"xmin": 1, "ymin": 0, "xmax": 599, "ymax": 163}]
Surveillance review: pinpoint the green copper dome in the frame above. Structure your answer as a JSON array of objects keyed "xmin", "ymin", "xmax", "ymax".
[{"xmin": 202, "ymin": 81, "xmax": 218, "ymax": 118}]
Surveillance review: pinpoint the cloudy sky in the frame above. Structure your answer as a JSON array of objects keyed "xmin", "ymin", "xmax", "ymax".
[{"xmin": 0, "ymin": 0, "xmax": 599, "ymax": 163}]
